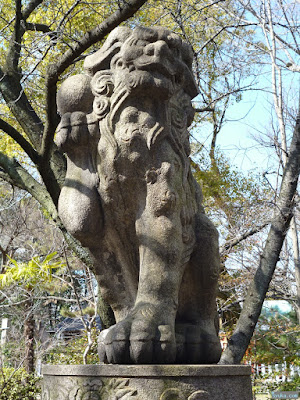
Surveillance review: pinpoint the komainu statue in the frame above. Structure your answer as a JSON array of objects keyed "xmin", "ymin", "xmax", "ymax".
[{"xmin": 56, "ymin": 26, "xmax": 222, "ymax": 364}]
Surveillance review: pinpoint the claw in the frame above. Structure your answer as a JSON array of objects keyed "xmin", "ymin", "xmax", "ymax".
[
  {"xmin": 154, "ymin": 340, "xmax": 176, "ymax": 364},
  {"xmin": 112, "ymin": 339, "xmax": 131, "ymax": 364},
  {"xmin": 130, "ymin": 339, "xmax": 153, "ymax": 364}
]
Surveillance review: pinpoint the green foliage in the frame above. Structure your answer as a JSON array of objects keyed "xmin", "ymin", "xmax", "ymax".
[
  {"xmin": 277, "ymin": 375, "xmax": 300, "ymax": 392},
  {"xmin": 60, "ymin": 306, "xmax": 77, "ymax": 318},
  {"xmin": 193, "ymin": 149, "xmax": 268, "ymax": 206},
  {"xmin": 82, "ymin": 306, "xmax": 97, "ymax": 317},
  {"xmin": 61, "ymin": 305, "xmax": 96, "ymax": 318},
  {"xmin": 0, "ymin": 368, "xmax": 40, "ymax": 400},
  {"xmin": 253, "ymin": 374, "xmax": 300, "ymax": 395},
  {"xmin": 191, "ymin": 147, "xmax": 271, "ymax": 233},
  {"xmin": 44, "ymin": 328, "xmax": 99, "ymax": 365},
  {"xmin": 1, "ymin": 340, "xmax": 26, "ymax": 370},
  {"xmin": 0, "ymin": 252, "xmax": 65, "ymax": 290},
  {"xmin": 244, "ymin": 306, "xmax": 300, "ymax": 394},
  {"xmin": 248, "ymin": 307, "xmax": 299, "ymax": 365},
  {"xmin": 0, "ymin": 0, "xmax": 118, "ymax": 159}
]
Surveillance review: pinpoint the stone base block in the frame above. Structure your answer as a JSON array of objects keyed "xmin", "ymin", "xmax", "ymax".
[{"xmin": 41, "ymin": 364, "xmax": 253, "ymax": 400}]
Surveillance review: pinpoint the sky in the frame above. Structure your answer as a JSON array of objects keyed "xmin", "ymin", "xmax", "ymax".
[
  {"xmin": 215, "ymin": 91, "xmax": 271, "ymax": 170},
  {"xmin": 191, "ymin": 87, "xmax": 273, "ymax": 176},
  {"xmin": 264, "ymin": 300, "xmax": 293, "ymax": 313}
]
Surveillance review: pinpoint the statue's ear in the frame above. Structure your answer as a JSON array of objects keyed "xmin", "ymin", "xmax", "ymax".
[
  {"xmin": 84, "ymin": 27, "xmax": 131, "ymax": 75},
  {"xmin": 91, "ymin": 70, "xmax": 114, "ymax": 120}
]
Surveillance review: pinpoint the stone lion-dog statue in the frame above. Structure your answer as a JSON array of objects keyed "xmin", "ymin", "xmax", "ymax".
[{"xmin": 55, "ymin": 26, "xmax": 222, "ymax": 365}]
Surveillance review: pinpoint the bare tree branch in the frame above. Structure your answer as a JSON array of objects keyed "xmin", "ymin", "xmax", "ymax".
[
  {"xmin": 0, "ymin": 152, "xmax": 58, "ymax": 220},
  {"xmin": 0, "ymin": 118, "xmax": 40, "ymax": 164},
  {"xmin": 220, "ymin": 223, "xmax": 270, "ymax": 255},
  {"xmin": 0, "ymin": 296, "xmax": 81, "ymax": 307},
  {"xmin": 0, "ymin": 66, "xmax": 65, "ymax": 204},
  {"xmin": 193, "ymin": 106, "xmax": 215, "ymax": 112},
  {"xmin": 22, "ymin": 0, "xmax": 44, "ymax": 20},
  {"xmin": 0, "ymin": 67, "xmax": 44, "ymax": 150},
  {"xmin": 24, "ymin": 22, "xmax": 53, "ymax": 35},
  {"xmin": 193, "ymin": 85, "xmax": 259, "ymax": 113},
  {"xmin": 242, "ymin": 0, "xmax": 300, "ymax": 55}
]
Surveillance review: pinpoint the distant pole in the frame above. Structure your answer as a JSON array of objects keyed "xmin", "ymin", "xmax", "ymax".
[
  {"xmin": 1, "ymin": 318, "xmax": 8, "ymax": 364},
  {"xmin": 1, "ymin": 318, "xmax": 8, "ymax": 346}
]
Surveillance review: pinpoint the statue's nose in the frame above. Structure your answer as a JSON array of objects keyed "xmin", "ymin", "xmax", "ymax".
[{"xmin": 144, "ymin": 40, "xmax": 169, "ymax": 57}]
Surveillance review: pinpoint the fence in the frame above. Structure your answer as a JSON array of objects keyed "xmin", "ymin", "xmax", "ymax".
[{"xmin": 249, "ymin": 362, "xmax": 300, "ymax": 383}]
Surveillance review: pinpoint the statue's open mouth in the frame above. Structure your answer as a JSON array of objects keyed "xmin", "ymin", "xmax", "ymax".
[
  {"xmin": 125, "ymin": 62, "xmax": 176, "ymax": 93},
  {"xmin": 132, "ymin": 61, "xmax": 176, "ymax": 82}
]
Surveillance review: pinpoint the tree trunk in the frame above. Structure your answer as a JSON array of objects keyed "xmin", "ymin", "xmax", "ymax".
[
  {"xmin": 290, "ymin": 217, "xmax": 300, "ymax": 323},
  {"xmin": 24, "ymin": 301, "xmax": 35, "ymax": 374},
  {"xmin": 220, "ymin": 109, "xmax": 300, "ymax": 364},
  {"xmin": 97, "ymin": 286, "xmax": 116, "ymax": 329},
  {"xmin": 24, "ymin": 304, "xmax": 35, "ymax": 400}
]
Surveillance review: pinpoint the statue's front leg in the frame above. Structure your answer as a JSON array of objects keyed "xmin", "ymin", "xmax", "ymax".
[
  {"xmin": 98, "ymin": 161, "xmax": 186, "ymax": 364},
  {"xmin": 56, "ymin": 112, "xmax": 103, "ymax": 248}
]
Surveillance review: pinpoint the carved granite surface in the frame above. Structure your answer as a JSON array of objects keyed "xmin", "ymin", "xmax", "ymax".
[
  {"xmin": 56, "ymin": 26, "xmax": 222, "ymax": 364},
  {"xmin": 41, "ymin": 365, "xmax": 254, "ymax": 400},
  {"xmin": 42, "ymin": 378, "xmax": 209, "ymax": 400}
]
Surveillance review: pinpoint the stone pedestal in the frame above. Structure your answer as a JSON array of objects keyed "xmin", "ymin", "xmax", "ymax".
[{"xmin": 41, "ymin": 364, "xmax": 253, "ymax": 399}]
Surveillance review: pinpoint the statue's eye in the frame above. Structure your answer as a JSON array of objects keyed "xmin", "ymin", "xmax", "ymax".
[
  {"xmin": 121, "ymin": 108, "xmax": 139, "ymax": 123},
  {"xmin": 167, "ymin": 34, "xmax": 181, "ymax": 57},
  {"xmin": 144, "ymin": 43, "xmax": 155, "ymax": 56},
  {"xmin": 116, "ymin": 59, "xmax": 124, "ymax": 69},
  {"xmin": 136, "ymin": 40, "xmax": 150, "ymax": 47},
  {"xmin": 127, "ymin": 112, "xmax": 139, "ymax": 123}
]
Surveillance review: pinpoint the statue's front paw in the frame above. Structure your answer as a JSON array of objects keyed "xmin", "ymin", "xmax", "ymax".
[
  {"xmin": 130, "ymin": 318, "xmax": 176, "ymax": 364},
  {"xmin": 175, "ymin": 321, "xmax": 222, "ymax": 364},
  {"xmin": 98, "ymin": 305, "xmax": 176, "ymax": 364}
]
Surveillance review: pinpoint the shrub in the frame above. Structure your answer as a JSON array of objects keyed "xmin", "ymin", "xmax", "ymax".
[
  {"xmin": 277, "ymin": 375, "xmax": 300, "ymax": 392},
  {"xmin": 0, "ymin": 367, "xmax": 40, "ymax": 400},
  {"xmin": 44, "ymin": 328, "xmax": 99, "ymax": 365}
]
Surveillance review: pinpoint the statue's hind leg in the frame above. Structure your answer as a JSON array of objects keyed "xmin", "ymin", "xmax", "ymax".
[{"xmin": 176, "ymin": 212, "xmax": 222, "ymax": 364}]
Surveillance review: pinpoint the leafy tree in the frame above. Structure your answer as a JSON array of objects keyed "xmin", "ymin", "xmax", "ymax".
[
  {"xmin": 246, "ymin": 306, "xmax": 300, "ymax": 394},
  {"xmin": 191, "ymin": 149, "xmax": 272, "ymax": 329},
  {"xmin": 0, "ymin": 183, "xmax": 101, "ymax": 369},
  {"xmin": 247, "ymin": 307, "xmax": 299, "ymax": 365},
  {"xmin": 0, "ymin": 252, "xmax": 64, "ymax": 373}
]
